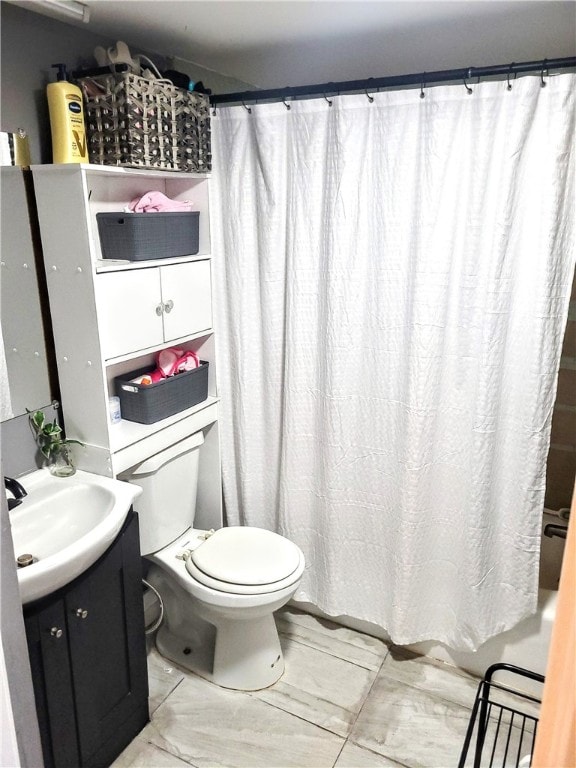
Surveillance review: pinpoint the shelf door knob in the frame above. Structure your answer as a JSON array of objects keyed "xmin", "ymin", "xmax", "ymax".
[
  {"xmin": 164, "ymin": 299, "xmax": 174, "ymax": 313},
  {"xmin": 50, "ymin": 627, "xmax": 63, "ymax": 638},
  {"xmin": 155, "ymin": 303, "xmax": 164, "ymax": 316},
  {"xmin": 74, "ymin": 608, "xmax": 88, "ymax": 619}
]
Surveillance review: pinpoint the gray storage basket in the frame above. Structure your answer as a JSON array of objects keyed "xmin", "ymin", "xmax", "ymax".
[
  {"xmin": 115, "ymin": 362, "xmax": 209, "ymax": 424},
  {"xmin": 97, "ymin": 211, "xmax": 200, "ymax": 261}
]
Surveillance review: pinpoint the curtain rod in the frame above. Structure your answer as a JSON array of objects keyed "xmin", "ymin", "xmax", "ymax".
[{"xmin": 210, "ymin": 57, "xmax": 576, "ymax": 106}]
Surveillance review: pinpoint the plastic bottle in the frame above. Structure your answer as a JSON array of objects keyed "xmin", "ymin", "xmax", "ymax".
[
  {"xmin": 108, "ymin": 396, "xmax": 122, "ymax": 424},
  {"xmin": 47, "ymin": 63, "xmax": 88, "ymax": 164}
]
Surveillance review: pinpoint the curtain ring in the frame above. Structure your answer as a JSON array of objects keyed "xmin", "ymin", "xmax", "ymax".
[
  {"xmin": 242, "ymin": 100, "xmax": 252, "ymax": 114},
  {"xmin": 282, "ymin": 97, "xmax": 291, "ymax": 110},
  {"xmin": 540, "ymin": 58, "xmax": 548, "ymax": 88},
  {"xmin": 463, "ymin": 67, "xmax": 474, "ymax": 94},
  {"xmin": 323, "ymin": 93, "xmax": 333, "ymax": 106},
  {"xmin": 506, "ymin": 63, "xmax": 516, "ymax": 91},
  {"xmin": 211, "ymin": 105, "xmax": 217, "ymax": 116},
  {"xmin": 420, "ymin": 72, "xmax": 426, "ymax": 99},
  {"xmin": 365, "ymin": 77, "xmax": 374, "ymax": 103}
]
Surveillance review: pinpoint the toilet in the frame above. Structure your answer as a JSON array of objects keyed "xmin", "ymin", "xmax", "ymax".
[{"xmin": 120, "ymin": 431, "xmax": 305, "ymax": 691}]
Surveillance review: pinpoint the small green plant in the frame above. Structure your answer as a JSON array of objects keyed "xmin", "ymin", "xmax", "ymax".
[{"xmin": 28, "ymin": 409, "xmax": 83, "ymax": 460}]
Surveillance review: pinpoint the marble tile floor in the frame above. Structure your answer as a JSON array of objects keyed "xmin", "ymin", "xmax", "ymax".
[{"xmin": 111, "ymin": 607, "xmax": 519, "ymax": 768}]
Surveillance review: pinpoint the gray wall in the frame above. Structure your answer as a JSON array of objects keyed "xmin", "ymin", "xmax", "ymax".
[
  {"xmin": 1, "ymin": 3, "xmax": 119, "ymax": 164},
  {"xmin": 0, "ymin": 2, "xmax": 253, "ymax": 165},
  {"xmin": 170, "ymin": 53, "xmax": 255, "ymax": 95},
  {"xmin": 2, "ymin": 403, "xmax": 60, "ymax": 478}
]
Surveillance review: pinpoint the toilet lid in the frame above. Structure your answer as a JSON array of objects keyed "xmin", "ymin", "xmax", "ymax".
[{"xmin": 189, "ymin": 527, "xmax": 301, "ymax": 586}]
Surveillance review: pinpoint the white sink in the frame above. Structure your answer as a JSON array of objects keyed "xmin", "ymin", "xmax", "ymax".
[{"xmin": 8, "ymin": 468, "xmax": 142, "ymax": 604}]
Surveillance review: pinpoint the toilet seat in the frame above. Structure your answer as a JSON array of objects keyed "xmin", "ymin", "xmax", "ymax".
[{"xmin": 185, "ymin": 527, "xmax": 303, "ymax": 595}]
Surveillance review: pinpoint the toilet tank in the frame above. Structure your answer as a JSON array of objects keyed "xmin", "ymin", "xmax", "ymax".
[{"xmin": 120, "ymin": 431, "xmax": 204, "ymax": 556}]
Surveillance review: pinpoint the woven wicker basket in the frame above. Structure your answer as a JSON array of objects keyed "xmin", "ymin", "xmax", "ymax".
[{"xmin": 78, "ymin": 72, "xmax": 211, "ymax": 172}]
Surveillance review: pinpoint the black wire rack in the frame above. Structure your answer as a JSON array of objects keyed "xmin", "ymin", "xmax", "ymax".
[{"xmin": 458, "ymin": 663, "xmax": 545, "ymax": 768}]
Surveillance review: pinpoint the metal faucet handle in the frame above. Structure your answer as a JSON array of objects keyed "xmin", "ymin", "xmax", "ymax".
[
  {"xmin": 5, "ymin": 476, "xmax": 28, "ymax": 510},
  {"xmin": 4, "ymin": 476, "xmax": 28, "ymax": 500}
]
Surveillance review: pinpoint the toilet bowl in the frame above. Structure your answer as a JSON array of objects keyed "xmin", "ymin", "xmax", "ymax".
[
  {"xmin": 121, "ymin": 432, "xmax": 305, "ymax": 691},
  {"xmin": 146, "ymin": 526, "xmax": 305, "ymax": 689}
]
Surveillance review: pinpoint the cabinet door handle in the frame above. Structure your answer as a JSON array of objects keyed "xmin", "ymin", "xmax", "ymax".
[
  {"xmin": 74, "ymin": 608, "xmax": 88, "ymax": 619},
  {"xmin": 50, "ymin": 627, "xmax": 63, "ymax": 639},
  {"xmin": 164, "ymin": 299, "xmax": 174, "ymax": 314},
  {"xmin": 155, "ymin": 303, "xmax": 164, "ymax": 316}
]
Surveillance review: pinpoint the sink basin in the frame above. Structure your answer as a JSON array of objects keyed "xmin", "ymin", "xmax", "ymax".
[{"xmin": 8, "ymin": 468, "xmax": 142, "ymax": 604}]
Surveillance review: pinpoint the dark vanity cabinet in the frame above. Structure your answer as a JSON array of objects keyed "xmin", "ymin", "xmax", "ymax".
[{"xmin": 23, "ymin": 511, "xmax": 149, "ymax": 768}]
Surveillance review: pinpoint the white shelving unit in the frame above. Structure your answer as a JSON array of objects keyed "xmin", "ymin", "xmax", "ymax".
[{"xmin": 31, "ymin": 164, "xmax": 222, "ymax": 531}]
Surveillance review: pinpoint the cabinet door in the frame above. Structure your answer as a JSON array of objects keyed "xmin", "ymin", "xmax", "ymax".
[
  {"xmin": 65, "ymin": 512, "xmax": 149, "ymax": 766},
  {"xmin": 97, "ymin": 269, "xmax": 164, "ymax": 359},
  {"xmin": 160, "ymin": 260, "xmax": 212, "ymax": 342},
  {"xmin": 24, "ymin": 601, "xmax": 80, "ymax": 768}
]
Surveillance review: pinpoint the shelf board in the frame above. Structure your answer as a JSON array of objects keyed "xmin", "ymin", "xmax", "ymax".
[
  {"xmin": 82, "ymin": 164, "xmax": 211, "ymax": 180},
  {"xmin": 104, "ymin": 330, "xmax": 214, "ymax": 367},
  {"xmin": 109, "ymin": 395, "xmax": 219, "ymax": 453},
  {"xmin": 32, "ymin": 163, "xmax": 211, "ymax": 180},
  {"xmin": 96, "ymin": 253, "xmax": 211, "ymax": 273}
]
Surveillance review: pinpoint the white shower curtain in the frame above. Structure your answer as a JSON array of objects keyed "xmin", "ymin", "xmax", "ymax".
[{"xmin": 211, "ymin": 75, "xmax": 575, "ymax": 650}]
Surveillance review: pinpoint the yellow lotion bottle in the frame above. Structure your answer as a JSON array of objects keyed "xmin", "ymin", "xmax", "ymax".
[{"xmin": 47, "ymin": 63, "xmax": 88, "ymax": 164}]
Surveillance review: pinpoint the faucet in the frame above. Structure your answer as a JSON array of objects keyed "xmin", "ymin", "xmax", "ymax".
[{"xmin": 4, "ymin": 476, "xmax": 27, "ymax": 511}]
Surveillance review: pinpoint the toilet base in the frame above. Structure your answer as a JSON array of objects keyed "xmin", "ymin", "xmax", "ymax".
[
  {"xmin": 155, "ymin": 614, "xmax": 285, "ymax": 691},
  {"xmin": 146, "ymin": 562, "xmax": 289, "ymax": 691}
]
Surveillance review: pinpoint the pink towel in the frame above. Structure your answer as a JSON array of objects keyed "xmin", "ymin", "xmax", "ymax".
[{"xmin": 129, "ymin": 191, "xmax": 194, "ymax": 213}]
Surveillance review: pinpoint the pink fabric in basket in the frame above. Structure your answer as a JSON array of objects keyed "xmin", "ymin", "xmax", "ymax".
[{"xmin": 129, "ymin": 191, "xmax": 194, "ymax": 213}]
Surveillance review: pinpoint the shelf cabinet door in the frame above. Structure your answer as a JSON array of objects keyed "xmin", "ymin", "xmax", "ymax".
[
  {"xmin": 97, "ymin": 269, "xmax": 164, "ymax": 359},
  {"xmin": 65, "ymin": 512, "xmax": 149, "ymax": 767},
  {"xmin": 159, "ymin": 260, "xmax": 212, "ymax": 343},
  {"xmin": 24, "ymin": 513, "xmax": 149, "ymax": 768},
  {"xmin": 97, "ymin": 260, "xmax": 212, "ymax": 359},
  {"xmin": 24, "ymin": 601, "xmax": 80, "ymax": 768}
]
